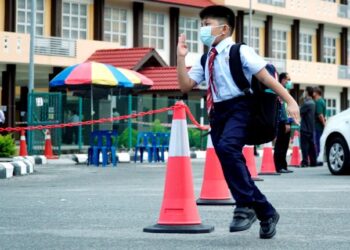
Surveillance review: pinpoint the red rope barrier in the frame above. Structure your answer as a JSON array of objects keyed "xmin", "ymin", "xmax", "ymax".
[{"xmin": 0, "ymin": 102, "xmax": 209, "ymax": 133}]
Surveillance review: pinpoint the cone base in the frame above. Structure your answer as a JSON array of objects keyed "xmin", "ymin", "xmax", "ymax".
[
  {"xmin": 46, "ymin": 155, "xmax": 59, "ymax": 159},
  {"xmin": 252, "ymin": 177, "xmax": 264, "ymax": 181},
  {"xmin": 143, "ymin": 223, "xmax": 214, "ymax": 234},
  {"xmin": 258, "ymin": 172, "xmax": 281, "ymax": 175},
  {"xmin": 196, "ymin": 198, "xmax": 235, "ymax": 206}
]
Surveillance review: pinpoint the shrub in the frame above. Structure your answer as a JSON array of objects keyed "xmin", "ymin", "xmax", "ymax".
[
  {"xmin": 188, "ymin": 128, "xmax": 206, "ymax": 149},
  {"xmin": 117, "ymin": 127, "xmax": 138, "ymax": 149},
  {"xmin": 0, "ymin": 134, "xmax": 16, "ymax": 157},
  {"xmin": 151, "ymin": 119, "xmax": 168, "ymax": 133}
]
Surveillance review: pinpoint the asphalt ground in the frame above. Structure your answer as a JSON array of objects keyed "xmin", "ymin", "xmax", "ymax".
[{"xmin": 1, "ymin": 158, "xmax": 350, "ymax": 250}]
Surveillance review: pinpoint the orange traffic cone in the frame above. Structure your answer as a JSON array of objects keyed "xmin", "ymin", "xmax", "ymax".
[
  {"xmin": 289, "ymin": 130, "xmax": 301, "ymax": 167},
  {"xmin": 19, "ymin": 130, "xmax": 28, "ymax": 156},
  {"xmin": 143, "ymin": 101, "xmax": 214, "ymax": 234},
  {"xmin": 197, "ymin": 134, "xmax": 235, "ymax": 206},
  {"xmin": 44, "ymin": 129, "xmax": 58, "ymax": 159},
  {"xmin": 243, "ymin": 146, "xmax": 263, "ymax": 181},
  {"xmin": 259, "ymin": 142, "xmax": 280, "ymax": 175}
]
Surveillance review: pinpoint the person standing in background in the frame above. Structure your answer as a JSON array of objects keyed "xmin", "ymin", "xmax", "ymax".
[
  {"xmin": 273, "ymin": 72, "xmax": 294, "ymax": 174},
  {"xmin": 300, "ymin": 87, "xmax": 316, "ymax": 167},
  {"xmin": 313, "ymin": 87, "xmax": 326, "ymax": 161}
]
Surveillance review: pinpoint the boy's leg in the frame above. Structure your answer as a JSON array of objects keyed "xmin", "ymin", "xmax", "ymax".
[{"xmin": 210, "ymin": 98, "xmax": 276, "ymax": 221}]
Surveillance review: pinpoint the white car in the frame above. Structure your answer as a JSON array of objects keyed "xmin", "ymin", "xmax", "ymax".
[{"xmin": 318, "ymin": 108, "xmax": 350, "ymax": 175}]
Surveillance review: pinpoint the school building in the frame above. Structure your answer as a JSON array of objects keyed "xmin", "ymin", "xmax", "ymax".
[{"xmin": 0, "ymin": 0, "xmax": 350, "ymax": 131}]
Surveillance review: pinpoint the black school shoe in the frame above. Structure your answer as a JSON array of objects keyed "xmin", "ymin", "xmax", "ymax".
[
  {"xmin": 259, "ymin": 212, "xmax": 280, "ymax": 239},
  {"xmin": 229, "ymin": 207, "xmax": 257, "ymax": 232}
]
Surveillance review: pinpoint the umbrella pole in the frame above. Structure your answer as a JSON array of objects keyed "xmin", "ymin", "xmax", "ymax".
[
  {"xmin": 128, "ymin": 94, "xmax": 132, "ymax": 150},
  {"xmin": 91, "ymin": 85, "xmax": 93, "ymax": 131}
]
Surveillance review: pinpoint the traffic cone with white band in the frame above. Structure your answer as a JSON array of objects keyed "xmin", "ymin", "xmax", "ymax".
[
  {"xmin": 44, "ymin": 129, "xmax": 58, "ymax": 159},
  {"xmin": 259, "ymin": 142, "xmax": 280, "ymax": 175},
  {"xmin": 197, "ymin": 134, "xmax": 235, "ymax": 205},
  {"xmin": 143, "ymin": 101, "xmax": 214, "ymax": 234},
  {"xmin": 289, "ymin": 130, "xmax": 301, "ymax": 167},
  {"xmin": 243, "ymin": 145, "xmax": 263, "ymax": 181},
  {"xmin": 19, "ymin": 130, "xmax": 28, "ymax": 157}
]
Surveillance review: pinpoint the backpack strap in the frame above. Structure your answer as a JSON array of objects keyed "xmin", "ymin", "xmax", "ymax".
[
  {"xmin": 200, "ymin": 44, "xmax": 251, "ymax": 95},
  {"xmin": 229, "ymin": 43, "xmax": 251, "ymax": 95}
]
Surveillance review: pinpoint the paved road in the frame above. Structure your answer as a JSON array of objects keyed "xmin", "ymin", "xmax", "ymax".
[{"xmin": 1, "ymin": 159, "xmax": 350, "ymax": 250}]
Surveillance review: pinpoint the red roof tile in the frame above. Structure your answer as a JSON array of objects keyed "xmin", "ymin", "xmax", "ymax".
[
  {"xmin": 87, "ymin": 47, "xmax": 157, "ymax": 70},
  {"xmin": 154, "ymin": 0, "xmax": 214, "ymax": 8},
  {"xmin": 140, "ymin": 67, "xmax": 200, "ymax": 91}
]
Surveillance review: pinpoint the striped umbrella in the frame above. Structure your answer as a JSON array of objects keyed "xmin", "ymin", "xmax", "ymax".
[
  {"xmin": 49, "ymin": 61, "xmax": 153, "ymax": 89},
  {"xmin": 49, "ymin": 61, "xmax": 153, "ymax": 122}
]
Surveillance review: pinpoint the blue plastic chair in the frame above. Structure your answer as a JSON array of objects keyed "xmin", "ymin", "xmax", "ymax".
[
  {"xmin": 148, "ymin": 132, "xmax": 160, "ymax": 162},
  {"xmin": 158, "ymin": 132, "xmax": 170, "ymax": 162},
  {"xmin": 107, "ymin": 130, "xmax": 118, "ymax": 167},
  {"xmin": 134, "ymin": 132, "xmax": 148, "ymax": 163},
  {"xmin": 88, "ymin": 131, "xmax": 99, "ymax": 166},
  {"xmin": 88, "ymin": 130, "xmax": 118, "ymax": 167}
]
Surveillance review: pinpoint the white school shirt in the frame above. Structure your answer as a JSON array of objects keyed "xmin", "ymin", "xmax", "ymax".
[{"xmin": 188, "ymin": 37, "xmax": 267, "ymax": 103}]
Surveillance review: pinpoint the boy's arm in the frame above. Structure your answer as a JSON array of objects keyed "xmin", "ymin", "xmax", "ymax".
[
  {"xmin": 177, "ymin": 34, "xmax": 197, "ymax": 93},
  {"xmin": 255, "ymin": 68, "xmax": 300, "ymax": 125}
]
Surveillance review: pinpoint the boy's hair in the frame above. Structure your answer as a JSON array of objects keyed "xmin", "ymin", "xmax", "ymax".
[
  {"xmin": 199, "ymin": 5, "xmax": 235, "ymax": 34},
  {"xmin": 305, "ymin": 86, "xmax": 314, "ymax": 97},
  {"xmin": 279, "ymin": 72, "xmax": 288, "ymax": 83},
  {"xmin": 314, "ymin": 87, "xmax": 323, "ymax": 96}
]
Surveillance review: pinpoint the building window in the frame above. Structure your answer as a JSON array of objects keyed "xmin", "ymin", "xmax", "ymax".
[
  {"xmin": 323, "ymin": 36, "xmax": 336, "ymax": 64},
  {"xmin": 179, "ymin": 17, "xmax": 200, "ymax": 53},
  {"xmin": 258, "ymin": 0, "xmax": 285, "ymax": 7},
  {"xmin": 17, "ymin": 0, "xmax": 44, "ymax": 35},
  {"xmin": 104, "ymin": 6, "xmax": 127, "ymax": 46},
  {"xmin": 243, "ymin": 26, "xmax": 260, "ymax": 54},
  {"xmin": 272, "ymin": 30, "xmax": 287, "ymax": 59},
  {"xmin": 299, "ymin": 33, "xmax": 313, "ymax": 61},
  {"xmin": 143, "ymin": 11, "xmax": 165, "ymax": 50},
  {"xmin": 325, "ymin": 98, "xmax": 337, "ymax": 117},
  {"xmin": 62, "ymin": 1, "xmax": 88, "ymax": 39}
]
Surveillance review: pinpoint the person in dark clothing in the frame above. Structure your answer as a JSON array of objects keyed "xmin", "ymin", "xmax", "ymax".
[
  {"xmin": 273, "ymin": 72, "xmax": 294, "ymax": 174},
  {"xmin": 300, "ymin": 87, "xmax": 317, "ymax": 167},
  {"xmin": 313, "ymin": 87, "xmax": 326, "ymax": 159},
  {"xmin": 177, "ymin": 5, "xmax": 300, "ymax": 239}
]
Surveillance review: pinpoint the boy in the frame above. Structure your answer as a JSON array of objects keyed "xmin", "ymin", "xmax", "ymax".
[{"xmin": 177, "ymin": 5, "xmax": 300, "ymax": 239}]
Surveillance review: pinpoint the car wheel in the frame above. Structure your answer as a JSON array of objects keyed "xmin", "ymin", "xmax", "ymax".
[{"xmin": 326, "ymin": 136, "xmax": 350, "ymax": 175}]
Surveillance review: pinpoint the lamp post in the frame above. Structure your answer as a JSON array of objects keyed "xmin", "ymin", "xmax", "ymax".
[
  {"xmin": 27, "ymin": 0, "xmax": 36, "ymax": 153},
  {"xmin": 248, "ymin": 0, "xmax": 252, "ymax": 47}
]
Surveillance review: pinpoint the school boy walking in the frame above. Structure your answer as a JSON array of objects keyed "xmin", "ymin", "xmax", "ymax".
[{"xmin": 177, "ymin": 5, "xmax": 300, "ymax": 239}]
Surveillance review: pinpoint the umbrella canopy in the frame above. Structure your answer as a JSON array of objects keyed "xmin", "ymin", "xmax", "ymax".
[{"xmin": 49, "ymin": 61, "xmax": 153, "ymax": 90}]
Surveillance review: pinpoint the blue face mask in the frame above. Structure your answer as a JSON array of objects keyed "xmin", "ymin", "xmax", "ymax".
[
  {"xmin": 200, "ymin": 25, "xmax": 223, "ymax": 47},
  {"xmin": 285, "ymin": 80, "xmax": 293, "ymax": 90}
]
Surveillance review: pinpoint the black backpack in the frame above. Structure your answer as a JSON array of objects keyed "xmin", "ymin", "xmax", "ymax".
[{"xmin": 200, "ymin": 43, "xmax": 280, "ymax": 145}]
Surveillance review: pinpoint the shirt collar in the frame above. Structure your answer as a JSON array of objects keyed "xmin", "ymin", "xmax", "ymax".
[{"xmin": 212, "ymin": 37, "xmax": 234, "ymax": 54}]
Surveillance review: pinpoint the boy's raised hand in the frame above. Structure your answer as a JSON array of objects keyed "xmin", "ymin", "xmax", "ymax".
[
  {"xmin": 287, "ymin": 101, "xmax": 300, "ymax": 125},
  {"xmin": 177, "ymin": 33, "xmax": 188, "ymax": 58}
]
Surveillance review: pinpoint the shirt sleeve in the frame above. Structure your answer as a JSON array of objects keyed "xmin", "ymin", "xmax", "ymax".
[
  {"xmin": 316, "ymin": 100, "xmax": 323, "ymax": 115},
  {"xmin": 187, "ymin": 56, "xmax": 205, "ymax": 86},
  {"xmin": 240, "ymin": 45, "xmax": 267, "ymax": 75}
]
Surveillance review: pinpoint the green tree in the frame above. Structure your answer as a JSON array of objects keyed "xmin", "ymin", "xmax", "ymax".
[{"xmin": 0, "ymin": 134, "xmax": 16, "ymax": 157}]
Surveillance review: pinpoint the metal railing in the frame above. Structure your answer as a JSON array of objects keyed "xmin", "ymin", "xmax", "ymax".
[
  {"xmin": 338, "ymin": 4, "xmax": 350, "ymax": 19},
  {"xmin": 258, "ymin": 0, "xmax": 286, "ymax": 7},
  {"xmin": 34, "ymin": 36, "xmax": 76, "ymax": 57},
  {"xmin": 338, "ymin": 65, "xmax": 350, "ymax": 79},
  {"xmin": 264, "ymin": 57, "xmax": 287, "ymax": 73}
]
